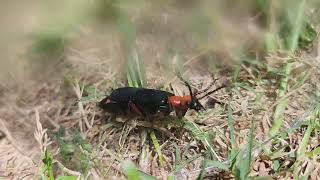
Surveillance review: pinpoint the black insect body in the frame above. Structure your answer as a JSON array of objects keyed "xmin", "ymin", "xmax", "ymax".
[
  {"xmin": 99, "ymin": 87, "xmax": 174, "ymax": 117},
  {"xmin": 99, "ymin": 79, "xmax": 226, "ymax": 118}
]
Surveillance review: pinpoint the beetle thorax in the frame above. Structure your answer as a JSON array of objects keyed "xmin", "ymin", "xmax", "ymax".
[{"xmin": 169, "ymin": 96, "xmax": 192, "ymax": 108}]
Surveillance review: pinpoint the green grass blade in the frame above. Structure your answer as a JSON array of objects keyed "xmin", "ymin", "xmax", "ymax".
[
  {"xmin": 117, "ymin": 12, "xmax": 146, "ymax": 88},
  {"xmin": 173, "ymin": 154, "xmax": 202, "ymax": 173},
  {"xmin": 150, "ymin": 131, "xmax": 165, "ymax": 167},
  {"xmin": 306, "ymin": 147, "xmax": 320, "ymax": 158},
  {"xmin": 269, "ymin": 0, "xmax": 307, "ymax": 137},
  {"xmin": 121, "ymin": 160, "xmax": 157, "ymax": 180},
  {"xmin": 293, "ymin": 123, "xmax": 313, "ymax": 178},
  {"xmin": 173, "ymin": 143, "xmax": 181, "ymax": 165},
  {"xmin": 234, "ymin": 120, "xmax": 254, "ymax": 180},
  {"xmin": 244, "ymin": 120, "xmax": 254, "ymax": 179},
  {"xmin": 43, "ymin": 150, "xmax": 55, "ymax": 180},
  {"xmin": 269, "ymin": 98, "xmax": 289, "ymax": 136},
  {"xmin": 204, "ymin": 160, "xmax": 229, "ymax": 171},
  {"xmin": 56, "ymin": 176, "xmax": 77, "ymax": 180},
  {"xmin": 126, "ymin": 48, "xmax": 146, "ymax": 88},
  {"xmin": 227, "ymin": 103, "xmax": 238, "ymax": 164},
  {"xmin": 184, "ymin": 121, "xmax": 221, "ymax": 161},
  {"xmin": 265, "ymin": 32, "xmax": 278, "ymax": 53},
  {"xmin": 297, "ymin": 124, "xmax": 313, "ymax": 157},
  {"xmin": 288, "ymin": 0, "xmax": 307, "ymax": 52}
]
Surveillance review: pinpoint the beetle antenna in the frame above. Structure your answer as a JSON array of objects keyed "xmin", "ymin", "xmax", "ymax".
[
  {"xmin": 177, "ymin": 75, "xmax": 194, "ymax": 98},
  {"xmin": 195, "ymin": 78, "xmax": 218, "ymax": 96},
  {"xmin": 197, "ymin": 84, "xmax": 226, "ymax": 100},
  {"xmin": 183, "ymin": 80, "xmax": 194, "ymax": 98},
  {"xmin": 186, "ymin": 81, "xmax": 194, "ymax": 97}
]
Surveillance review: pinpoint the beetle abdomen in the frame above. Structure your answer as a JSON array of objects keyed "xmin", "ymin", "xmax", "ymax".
[
  {"xmin": 99, "ymin": 87, "xmax": 174, "ymax": 116},
  {"xmin": 108, "ymin": 87, "xmax": 140, "ymax": 102}
]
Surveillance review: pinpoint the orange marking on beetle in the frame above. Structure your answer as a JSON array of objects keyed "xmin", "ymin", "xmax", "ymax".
[
  {"xmin": 128, "ymin": 101, "xmax": 144, "ymax": 116},
  {"xmin": 101, "ymin": 98, "xmax": 116, "ymax": 104},
  {"xmin": 105, "ymin": 99, "xmax": 111, "ymax": 103},
  {"xmin": 169, "ymin": 96, "xmax": 192, "ymax": 108},
  {"xmin": 169, "ymin": 96, "xmax": 192, "ymax": 118}
]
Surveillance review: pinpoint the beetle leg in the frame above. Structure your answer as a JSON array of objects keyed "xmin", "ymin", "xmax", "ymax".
[
  {"xmin": 128, "ymin": 101, "xmax": 146, "ymax": 116},
  {"xmin": 207, "ymin": 97, "xmax": 224, "ymax": 107},
  {"xmin": 175, "ymin": 108, "xmax": 188, "ymax": 119}
]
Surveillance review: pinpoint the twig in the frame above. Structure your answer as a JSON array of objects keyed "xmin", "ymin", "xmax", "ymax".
[
  {"xmin": 54, "ymin": 160, "xmax": 82, "ymax": 177},
  {"xmin": 72, "ymin": 80, "xmax": 92, "ymax": 131},
  {"xmin": 0, "ymin": 118, "xmax": 35, "ymax": 165},
  {"xmin": 269, "ymin": 83, "xmax": 308, "ymax": 111},
  {"xmin": 183, "ymin": 49, "xmax": 210, "ymax": 66},
  {"xmin": 115, "ymin": 118, "xmax": 177, "ymax": 139}
]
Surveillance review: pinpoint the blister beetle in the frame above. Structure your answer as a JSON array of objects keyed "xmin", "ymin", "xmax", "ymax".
[{"xmin": 99, "ymin": 79, "xmax": 226, "ymax": 118}]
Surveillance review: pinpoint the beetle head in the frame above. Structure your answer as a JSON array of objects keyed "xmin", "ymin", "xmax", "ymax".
[
  {"xmin": 189, "ymin": 98, "xmax": 205, "ymax": 111},
  {"xmin": 181, "ymin": 79, "xmax": 205, "ymax": 112},
  {"xmin": 181, "ymin": 76, "xmax": 227, "ymax": 112}
]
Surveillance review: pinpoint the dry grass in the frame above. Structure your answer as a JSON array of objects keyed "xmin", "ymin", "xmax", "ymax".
[{"xmin": 1, "ymin": 1, "xmax": 320, "ymax": 180}]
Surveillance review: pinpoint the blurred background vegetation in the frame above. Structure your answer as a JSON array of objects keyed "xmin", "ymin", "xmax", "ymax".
[{"xmin": 1, "ymin": 0, "xmax": 319, "ymax": 83}]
